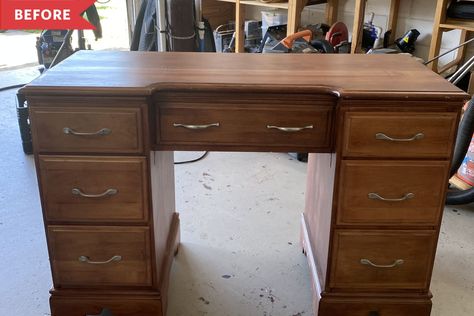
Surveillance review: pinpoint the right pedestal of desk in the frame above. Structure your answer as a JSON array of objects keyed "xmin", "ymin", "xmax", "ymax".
[{"xmin": 303, "ymin": 102, "xmax": 461, "ymax": 316}]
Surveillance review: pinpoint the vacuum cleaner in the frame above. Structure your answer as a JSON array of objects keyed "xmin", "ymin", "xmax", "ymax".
[{"xmin": 446, "ymin": 97, "xmax": 474, "ymax": 205}]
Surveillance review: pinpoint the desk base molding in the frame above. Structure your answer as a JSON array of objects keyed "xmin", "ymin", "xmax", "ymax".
[
  {"xmin": 318, "ymin": 297, "xmax": 432, "ymax": 316},
  {"xmin": 50, "ymin": 293, "xmax": 163, "ymax": 316}
]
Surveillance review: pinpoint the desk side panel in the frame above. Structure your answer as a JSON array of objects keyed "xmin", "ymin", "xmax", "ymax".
[
  {"xmin": 304, "ymin": 153, "xmax": 336, "ymax": 292},
  {"xmin": 149, "ymin": 151, "xmax": 178, "ymax": 288}
]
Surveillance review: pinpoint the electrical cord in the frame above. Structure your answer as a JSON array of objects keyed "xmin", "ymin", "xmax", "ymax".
[
  {"xmin": 174, "ymin": 151, "xmax": 209, "ymax": 165},
  {"xmin": 0, "ymin": 70, "xmax": 42, "ymax": 92},
  {"xmin": 0, "ymin": 83, "xmax": 27, "ymax": 92},
  {"xmin": 1, "ymin": 83, "xmax": 209, "ymax": 164}
]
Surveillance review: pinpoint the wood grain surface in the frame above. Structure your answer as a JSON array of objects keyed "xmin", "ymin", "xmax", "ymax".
[
  {"xmin": 329, "ymin": 229, "xmax": 437, "ymax": 291},
  {"xmin": 342, "ymin": 112, "xmax": 459, "ymax": 158},
  {"xmin": 336, "ymin": 160, "xmax": 449, "ymax": 226},
  {"xmin": 48, "ymin": 225, "xmax": 153, "ymax": 288},
  {"xmin": 21, "ymin": 51, "xmax": 468, "ymax": 101},
  {"xmin": 29, "ymin": 97, "xmax": 147, "ymax": 154},
  {"xmin": 23, "ymin": 50, "xmax": 467, "ymax": 316},
  {"xmin": 39, "ymin": 156, "xmax": 149, "ymax": 223}
]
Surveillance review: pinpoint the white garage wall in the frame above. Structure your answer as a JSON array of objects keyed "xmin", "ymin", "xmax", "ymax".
[{"xmin": 248, "ymin": 0, "xmax": 472, "ymax": 67}]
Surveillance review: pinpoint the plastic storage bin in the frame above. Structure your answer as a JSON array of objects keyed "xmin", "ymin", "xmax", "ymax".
[{"xmin": 261, "ymin": 10, "xmax": 288, "ymax": 38}]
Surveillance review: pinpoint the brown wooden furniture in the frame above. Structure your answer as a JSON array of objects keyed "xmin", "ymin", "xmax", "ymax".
[{"xmin": 21, "ymin": 51, "xmax": 468, "ymax": 316}]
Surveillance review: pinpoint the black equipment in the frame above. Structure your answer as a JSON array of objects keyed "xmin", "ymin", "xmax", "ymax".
[
  {"xmin": 36, "ymin": 30, "xmax": 73, "ymax": 69},
  {"xmin": 258, "ymin": 24, "xmax": 287, "ymax": 53},
  {"xmin": 396, "ymin": 29, "xmax": 420, "ymax": 53},
  {"xmin": 446, "ymin": 98, "xmax": 474, "ymax": 205},
  {"xmin": 35, "ymin": 4, "xmax": 102, "ymax": 69}
]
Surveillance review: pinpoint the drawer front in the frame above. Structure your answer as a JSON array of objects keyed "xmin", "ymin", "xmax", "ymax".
[
  {"xmin": 342, "ymin": 112, "xmax": 458, "ymax": 158},
  {"xmin": 337, "ymin": 160, "xmax": 449, "ymax": 226},
  {"xmin": 329, "ymin": 230, "xmax": 436, "ymax": 290},
  {"xmin": 50, "ymin": 295, "xmax": 162, "ymax": 316},
  {"xmin": 39, "ymin": 156, "xmax": 148, "ymax": 223},
  {"xmin": 319, "ymin": 298, "xmax": 431, "ymax": 316},
  {"xmin": 30, "ymin": 106, "xmax": 144, "ymax": 153},
  {"xmin": 159, "ymin": 106, "xmax": 333, "ymax": 150},
  {"xmin": 48, "ymin": 226, "xmax": 152, "ymax": 287}
]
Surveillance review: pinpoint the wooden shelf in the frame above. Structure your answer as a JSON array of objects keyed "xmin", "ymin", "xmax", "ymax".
[
  {"xmin": 217, "ymin": 0, "xmax": 289, "ymax": 10},
  {"xmin": 218, "ymin": 0, "xmax": 404, "ymax": 54},
  {"xmin": 351, "ymin": 0, "xmax": 401, "ymax": 54},
  {"xmin": 220, "ymin": 0, "xmax": 338, "ymax": 53},
  {"xmin": 428, "ymin": 0, "xmax": 473, "ymax": 73},
  {"xmin": 440, "ymin": 19, "xmax": 474, "ymax": 32},
  {"xmin": 217, "ymin": 0, "xmax": 328, "ymax": 10}
]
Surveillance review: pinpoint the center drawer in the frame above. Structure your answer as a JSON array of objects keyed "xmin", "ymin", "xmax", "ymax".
[
  {"xmin": 48, "ymin": 226, "xmax": 153, "ymax": 288},
  {"xmin": 39, "ymin": 156, "xmax": 149, "ymax": 223},
  {"xmin": 158, "ymin": 105, "xmax": 334, "ymax": 150},
  {"xmin": 329, "ymin": 230, "xmax": 436, "ymax": 291}
]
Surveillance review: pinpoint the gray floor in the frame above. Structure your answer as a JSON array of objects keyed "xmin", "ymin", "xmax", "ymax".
[{"xmin": 1, "ymin": 68, "xmax": 473, "ymax": 316}]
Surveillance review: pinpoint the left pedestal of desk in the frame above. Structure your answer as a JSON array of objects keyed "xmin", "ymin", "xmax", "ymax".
[{"xmin": 26, "ymin": 95, "xmax": 179, "ymax": 316}]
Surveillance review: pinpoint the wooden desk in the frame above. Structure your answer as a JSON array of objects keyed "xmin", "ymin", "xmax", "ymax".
[{"xmin": 21, "ymin": 51, "xmax": 468, "ymax": 316}]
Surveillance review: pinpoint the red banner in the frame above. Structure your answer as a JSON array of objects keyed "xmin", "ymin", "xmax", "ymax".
[{"xmin": 0, "ymin": 0, "xmax": 97, "ymax": 30}]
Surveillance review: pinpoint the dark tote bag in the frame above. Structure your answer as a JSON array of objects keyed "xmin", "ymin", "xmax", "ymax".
[{"xmin": 447, "ymin": 0, "xmax": 474, "ymax": 20}]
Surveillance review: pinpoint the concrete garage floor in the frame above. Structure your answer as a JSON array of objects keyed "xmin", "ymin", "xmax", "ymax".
[{"xmin": 1, "ymin": 68, "xmax": 474, "ymax": 316}]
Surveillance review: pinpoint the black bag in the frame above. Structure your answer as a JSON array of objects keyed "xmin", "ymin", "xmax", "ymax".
[{"xmin": 447, "ymin": 1, "xmax": 474, "ymax": 20}]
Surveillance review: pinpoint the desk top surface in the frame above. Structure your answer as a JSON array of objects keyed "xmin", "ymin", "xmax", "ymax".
[{"xmin": 22, "ymin": 50, "xmax": 467, "ymax": 101}]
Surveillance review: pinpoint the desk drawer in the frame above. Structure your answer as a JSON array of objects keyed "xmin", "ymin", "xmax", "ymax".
[
  {"xmin": 158, "ymin": 106, "xmax": 333, "ymax": 150},
  {"xmin": 30, "ymin": 106, "xmax": 144, "ymax": 153},
  {"xmin": 337, "ymin": 160, "xmax": 449, "ymax": 226},
  {"xmin": 48, "ymin": 226, "xmax": 152, "ymax": 288},
  {"xmin": 342, "ymin": 112, "xmax": 458, "ymax": 158},
  {"xmin": 39, "ymin": 156, "xmax": 148, "ymax": 223},
  {"xmin": 329, "ymin": 230, "xmax": 436, "ymax": 291}
]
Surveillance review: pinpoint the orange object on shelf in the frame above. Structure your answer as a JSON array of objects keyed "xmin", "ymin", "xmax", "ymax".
[{"xmin": 457, "ymin": 136, "xmax": 474, "ymax": 186}]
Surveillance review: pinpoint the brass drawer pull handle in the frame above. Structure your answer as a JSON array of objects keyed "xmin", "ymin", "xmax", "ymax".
[
  {"xmin": 78, "ymin": 255, "xmax": 122, "ymax": 265},
  {"xmin": 72, "ymin": 188, "xmax": 118, "ymax": 198},
  {"xmin": 375, "ymin": 132, "xmax": 424, "ymax": 142},
  {"xmin": 368, "ymin": 192, "xmax": 414, "ymax": 202},
  {"xmin": 267, "ymin": 125, "xmax": 314, "ymax": 132},
  {"xmin": 360, "ymin": 258, "xmax": 404, "ymax": 268},
  {"xmin": 63, "ymin": 127, "xmax": 111, "ymax": 136},
  {"xmin": 173, "ymin": 123, "xmax": 220, "ymax": 130}
]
